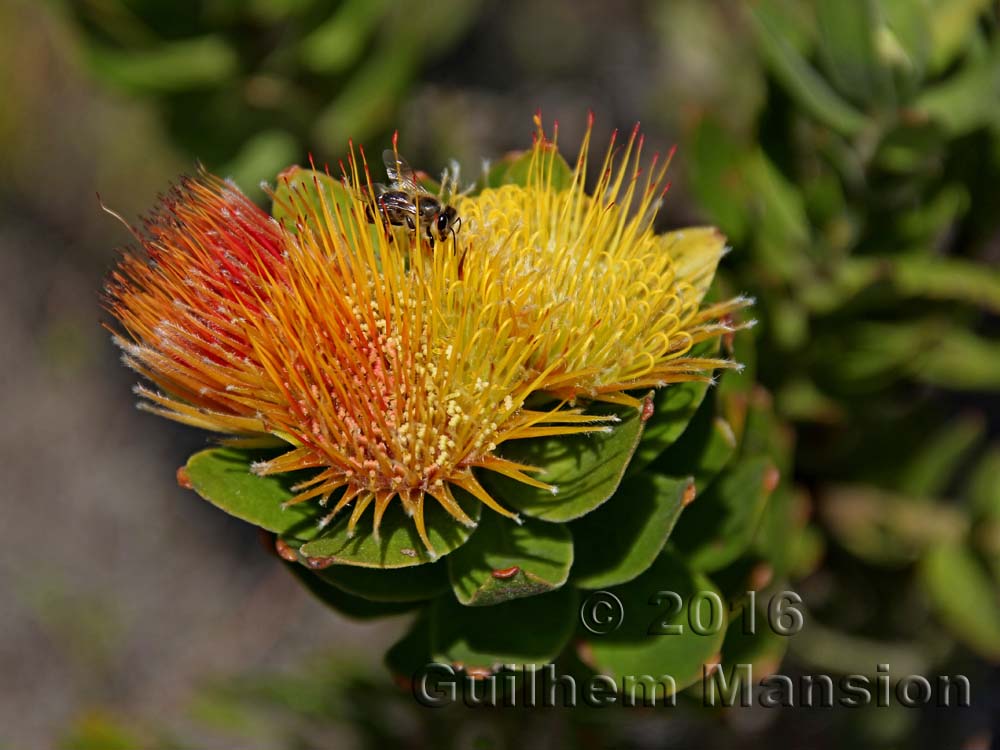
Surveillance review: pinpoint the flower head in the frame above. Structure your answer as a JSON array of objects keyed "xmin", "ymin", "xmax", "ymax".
[
  {"xmin": 458, "ymin": 114, "xmax": 750, "ymax": 407},
  {"xmin": 106, "ymin": 161, "xmax": 601, "ymax": 554},
  {"xmin": 240, "ymin": 167, "xmax": 602, "ymax": 549}
]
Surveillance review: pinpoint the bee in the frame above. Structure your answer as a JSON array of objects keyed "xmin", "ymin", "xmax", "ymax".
[{"xmin": 368, "ymin": 149, "xmax": 461, "ymax": 244}]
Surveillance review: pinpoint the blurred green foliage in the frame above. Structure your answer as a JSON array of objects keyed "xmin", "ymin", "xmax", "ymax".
[
  {"xmin": 663, "ymin": 10, "xmax": 1000, "ymax": 736},
  {"xmin": 687, "ymin": 0, "xmax": 1000, "ymax": 407},
  {"xmin": 63, "ymin": 0, "xmax": 481, "ymax": 193}
]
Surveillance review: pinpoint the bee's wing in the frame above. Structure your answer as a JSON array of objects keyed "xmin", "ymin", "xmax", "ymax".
[
  {"xmin": 383, "ymin": 149, "xmax": 420, "ymax": 192},
  {"xmin": 379, "ymin": 191, "xmax": 419, "ymax": 215}
]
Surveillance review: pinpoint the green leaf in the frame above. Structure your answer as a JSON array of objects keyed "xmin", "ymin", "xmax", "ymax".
[
  {"xmin": 298, "ymin": 0, "xmax": 389, "ymax": 74},
  {"xmin": 224, "ymin": 130, "xmax": 301, "ymax": 202},
  {"xmin": 83, "ymin": 36, "xmax": 238, "ymax": 93},
  {"xmin": 898, "ymin": 413, "xmax": 985, "ymax": 498},
  {"xmin": 430, "ymin": 586, "xmax": 577, "ymax": 669},
  {"xmin": 745, "ymin": 151, "xmax": 813, "ymax": 279},
  {"xmin": 499, "ymin": 144, "xmax": 574, "ymax": 190},
  {"xmin": 913, "ymin": 326, "xmax": 1000, "ymax": 390},
  {"xmin": 776, "ymin": 377, "xmax": 845, "ymax": 423},
  {"xmin": 969, "ymin": 448, "xmax": 1000, "ymax": 582},
  {"xmin": 284, "ymin": 563, "xmax": 417, "ymax": 620},
  {"xmin": 820, "ymin": 485, "xmax": 968, "ymax": 566},
  {"xmin": 788, "ymin": 523, "xmax": 827, "ymax": 579},
  {"xmin": 881, "ymin": 0, "xmax": 933, "ymax": 95},
  {"xmin": 927, "ymin": 0, "xmax": 996, "ymax": 73},
  {"xmin": 385, "ymin": 615, "xmax": 433, "ymax": 682},
  {"xmin": 314, "ymin": 560, "xmax": 449, "ymax": 602},
  {"xmin": 583, "ymin": 550, "xmax": 727, "ymax": 695},
  {"xmin": 480, "ymin": 152, "xmax": 522, "ymax": 190},
  {"xmin": 688, "ymin": 118, "xmax": 750, "ymax": 243},
  {"xmin": 789, "ymin": 620, "xmax": 934, "ymax": 678},
  {"xmin": 751, "ymin": 485, "xmax": 803, "ymax": 577},
  {"xmin": 629, "ymin": 344, "xmax": 717, "ymax": 475},
  {"xmin": 482, "ymin": 401, "xmax": 645, "ymax": 522},
  {"xmin": 843, "ymin": 321, "xmax": 1000, "ymax": 390},
  {"xmin": 739, "ymin": 386, "xmax": 792, "ymax": 473},
  {"xmin": 629, "ymin": 379, "xmax": 712, "ymax": 476},
  {"xmin": 816, "ymin": 0, "xmax": 893, "ymax": 105},
  {"xmin": 270, "ymin": 166, "xmax": 361, "ymax": 240},
  {"xmin": 969, "ymin": 447, "xmax": 1000, "ymax": 520},
  {"xmin": 447, "ymin": 512, "xmax": 573, "ymax": 606},
  {"xmin": 720, "ymin": 608, "xmax": 790, "ymax": 673},
  {"xmin": 185, "ymin": 448, "xmax": 321, "ymax": 540},
  {"xmin": 895, "ymin": 185, "xmax": 970, "ymax": 243},
  {"xmin": 716, "ymin": 330, "xmax": 756, "ymax": 444},
  {"xmin": 747, "ymin": 4, "xmax": 867, "ymax": 135},
  {"xmin": 295, "ymin": 488, "xmax": 482, "ymax": 569},
  {"xmin": 652, "ymin": 390, "xmax": 738, "ymax": 491},
  {"xmin": 314, "ymin": 43, "xmax": 417, "ymax": 154},
  {"xmin": 571, "ymin": 473, "xmax": 692, "ymax": 590},
  {"xmin": 920, "ymin": 541, "xmax": 1000, "ymax": 661},
  {"xmin": 832, "ymin": 254, "xmax": 1000, "ymax": 314},
  {"xmin": 671, "ymin": 457, "xmax": 777, "ymax": 572},
  {"xmin": 917, "ymin": 42, "xmax": 1000, "ymax": 135}
]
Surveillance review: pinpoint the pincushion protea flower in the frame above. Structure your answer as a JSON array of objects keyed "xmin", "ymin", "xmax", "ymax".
[
  {"xmin": 460, "ymin": 114, "xmax": 750, "ymax": 408},
  {"xmin": 105, "ymin": 173, "xmax": 288, "ymax": 436},
  {"xmin": 105, "ymin": 156, "xmax": 604, "ymax": 553},
  {"xmin": 104, "ymin": 114, "xmax": 750, "ymax": 555}
]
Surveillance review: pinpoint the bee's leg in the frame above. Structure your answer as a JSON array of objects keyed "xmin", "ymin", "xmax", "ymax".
[
  {"xmin": 455, "ymin": 230, "xmax": 468, "ymax": 279},
  {"xmin": 405, "ymin": 215, "xmax": 415, "ymax": 231},
  {"xmin": 376, "ymin": 209, "xmax": 395, "ymax": 244}
]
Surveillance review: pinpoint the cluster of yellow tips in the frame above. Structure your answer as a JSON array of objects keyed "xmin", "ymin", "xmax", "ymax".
[
  {"xmin": 459, "ymin": 113, "xmax": 750, "ymax": 407},
  {"xmin": 105, "ymin": 115, "xmax": 749, "ymax": 553}
]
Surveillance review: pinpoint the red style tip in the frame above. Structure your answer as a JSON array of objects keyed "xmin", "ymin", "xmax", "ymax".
[{"xmin": 491, "ymin": 565, "xmax": 521, "ymax": 580}]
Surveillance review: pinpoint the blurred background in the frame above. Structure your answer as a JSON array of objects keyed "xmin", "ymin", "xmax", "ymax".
[{"xmin": 1, "ymin": 0, "xmax": 998, "ymax": 747}]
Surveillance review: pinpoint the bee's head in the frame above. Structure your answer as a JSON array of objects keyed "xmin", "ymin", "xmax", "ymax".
[{"xmin": 435, "ymin": 206, "xmax": 458, "ymax": 241}]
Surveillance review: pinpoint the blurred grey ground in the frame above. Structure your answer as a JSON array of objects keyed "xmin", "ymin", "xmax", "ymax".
[{"xmin": 0, "ymin": 4, "xmax": 404, "ymax": 747}]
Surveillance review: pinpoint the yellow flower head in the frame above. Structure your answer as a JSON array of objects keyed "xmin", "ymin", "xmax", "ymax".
[{"xmin": 458, "ymin": 113, "xmax": 750, "ymax": 407}]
